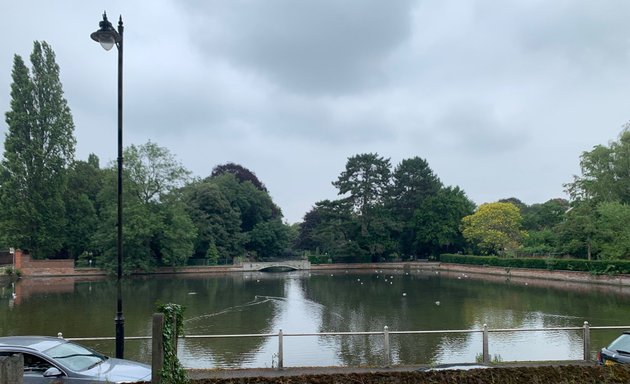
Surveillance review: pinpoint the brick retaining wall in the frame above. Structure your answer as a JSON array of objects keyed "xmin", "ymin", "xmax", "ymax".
[{"xmin": 15, "ymin": 251, "xmax": 75, "ymax": 276}]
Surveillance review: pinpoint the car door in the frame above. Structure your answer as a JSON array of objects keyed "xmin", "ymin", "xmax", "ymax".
[{"xmin": 22, "ymin": 351, "xmax": 71, "ymax": 384}]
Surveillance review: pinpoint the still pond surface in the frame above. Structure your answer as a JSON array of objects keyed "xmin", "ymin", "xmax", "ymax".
[{"xmin": 1, "ymin": 268, "xmax": 629, "ymax": 368}]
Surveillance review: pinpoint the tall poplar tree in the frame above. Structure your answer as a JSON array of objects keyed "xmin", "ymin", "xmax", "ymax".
[{"xmin": 0, "ymin": 41, "xmax": 76, "ymax": 257}]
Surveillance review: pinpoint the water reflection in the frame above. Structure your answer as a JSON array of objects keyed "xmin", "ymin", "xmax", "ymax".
[{"xmin": 1, "ymin": 269, "xmax": 629, "ymax": 368}]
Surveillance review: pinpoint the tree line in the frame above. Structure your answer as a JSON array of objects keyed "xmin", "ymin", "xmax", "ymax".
[{"xmin": 2, "ymin": 42, "xmax": 629, "ymax": 272}]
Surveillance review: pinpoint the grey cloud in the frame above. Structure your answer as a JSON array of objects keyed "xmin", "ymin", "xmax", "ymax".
[
  {"xmin": 474, "ymin": 1, "xmax": 630, "ymax": 70},
  {"xmin": 435, "ymin": 102, "xmax": 530, "ymax": 155},
  {"xmin": 183, "ymin": 0, "xmax": 415, "ymax": 95}
]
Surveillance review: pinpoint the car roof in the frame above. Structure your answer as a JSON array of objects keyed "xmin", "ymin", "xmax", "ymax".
[{"xmin": 0, "ymin": 336, "xmax": 66, "ymax": 353}]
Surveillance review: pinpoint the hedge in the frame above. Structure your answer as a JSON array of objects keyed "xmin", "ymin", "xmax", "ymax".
[
  {"xmin": 439, "ymin": 254, "xmax": 630, "ymax": 275},
  {"xmin": 183, "ymin": 365, "xmax": 630, "ymax": 384}
]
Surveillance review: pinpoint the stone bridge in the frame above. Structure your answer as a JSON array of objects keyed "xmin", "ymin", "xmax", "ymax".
[{"xmin": 239, "ymin": 260, "xmax": 311, "ymax": 272}]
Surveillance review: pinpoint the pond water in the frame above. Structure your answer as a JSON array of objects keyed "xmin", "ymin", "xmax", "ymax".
[{"xmin": 1, "ymin": 268, "xmax": 629, "ymax": 368}]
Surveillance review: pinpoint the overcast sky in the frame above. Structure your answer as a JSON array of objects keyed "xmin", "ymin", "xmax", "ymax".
[{"xmin": 2, "ymin": 1, "xmax": 630, "ymax": 223}]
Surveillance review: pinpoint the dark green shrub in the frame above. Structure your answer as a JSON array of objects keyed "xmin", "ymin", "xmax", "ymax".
[{"xmin": 439, "ymin": 254, "xmax": 630, "ymax": 275}]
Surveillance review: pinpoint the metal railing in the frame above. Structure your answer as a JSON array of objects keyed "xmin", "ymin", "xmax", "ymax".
[{"xmin": 59, "ymin": 322, "xmax": 630, "ymax": 369}]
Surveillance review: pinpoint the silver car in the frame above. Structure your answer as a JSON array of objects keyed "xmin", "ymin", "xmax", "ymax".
[{"xmin": 0, "ymin": 336, "xmax": 151, "ymax": 383}]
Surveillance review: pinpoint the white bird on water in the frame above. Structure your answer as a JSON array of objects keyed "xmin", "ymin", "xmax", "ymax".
[{"xmin": 435, "ymin": 301, "xmax": 440, "ymax": 306}]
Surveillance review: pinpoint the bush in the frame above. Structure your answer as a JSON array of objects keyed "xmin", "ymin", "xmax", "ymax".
[
  {"xmin": 183, "ymin": 365, "xmax": 630, "ymax": 384},
  {"xmin": 4, "ymin": 267, "xmax": 21, "ymax": 277},
  {"xmin": 439, "ymin": 254, "xmax": 630, "ymax": 275},
  {"xmin": 307, "ymin": 252, "xmax": 330, "ymax": 265}
]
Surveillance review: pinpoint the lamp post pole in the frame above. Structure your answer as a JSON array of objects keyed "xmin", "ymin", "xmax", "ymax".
[{"xmin": 91, "ymin": 12, "xmax": 125, "ymax": 359}]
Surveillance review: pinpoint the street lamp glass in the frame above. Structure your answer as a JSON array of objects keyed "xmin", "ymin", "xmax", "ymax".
[
  {"xmin": 91, "ymin": 13, "xmax": 119, "ymax": 51},
  {"xmin": 99, "ymin": 38, "xmax": 115, "ymax": 51}
]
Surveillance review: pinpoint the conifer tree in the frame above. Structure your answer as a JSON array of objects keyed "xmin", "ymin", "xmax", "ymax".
[{"xmin": 0, "ymin": 41, "xmax": 76, "ymax": 257}]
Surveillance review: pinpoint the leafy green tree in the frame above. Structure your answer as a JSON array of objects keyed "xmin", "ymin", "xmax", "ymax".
[
  {"xmin": 297, "ymin": 199, "xmax": 360, "ymax": 260},
  {"xmin": 414, "ymin": 186, "xmax": 475, "ymax": 256},
  {"xmin": 521, "ymin": 228, "xmax": 557, "ymax": 255},
  {"xmin": 93, "ymin": 142, "xmax": 195, "ymax": 272},
  {"xmin": 93, "ymin": 168, "xmax": 156, "ymax": 272},
  {"xmin": 593, "ymin": 201, "xmax": 630, "ymax": 260},
  {"xmin": 182, "ymin": 168, "xmax": 285, "ymax": 263},
  {"xmin": 246, "ymin": 218, "xmax": 291, "ymax": 259},
  {"xmin": 62, "ymin": 155, "xmax": 103, "ymax": 259},
  {"xmin": 566, "ymin": 127, "xmax": 630, "ymax": 204},
  {"xmin": 390, "ymin": 157, "xmax": 442, "ymax": 216},
  {"xmin": 206, "ymin": 241, "xmax": 219, "ymax": 265},
  {"xmin": 125, "ymin": 141, "xmax": 190, "ymax": 204},
  {"xmin": 154, "ymin": 198, "xmax": 197, "ymax": 267},
  {"xmin": 555, "ymin": 202, "xmax": 596, "ymax": 260},
  {"xmin": 498, "ymin": 197, "xmax": 527, "ymax": 211},
  {"xmin": 211, "ymin": 162, "xmax": 268, "ymax": 192},
  {"xmin": 332, "ymin": 153, "xmax": 391, "ymax": 236},
  {"xmin": 182, "ymin": 179, "xmax": 244, "ymax": 261},
  {"xmin": 0, "ymin": 41, "xmax": 76, "ymax": 258},
  {"xmin": 210, "ymin": 172, "xmax": 281, "ymax": 232},
  {"xmin": 517, "ymin": 198, "xmax": 568, "ymax": 256},
  {"xmin": 389, "ymin": 157, "xmax": 442, "ymax": 256},
  {"xmin": 522, "ymin": 198, "xmax": 569, "ymax": 231},
  {"xmin": 461, "ymin": 202, "xmax": 526, "ymax": 255}
]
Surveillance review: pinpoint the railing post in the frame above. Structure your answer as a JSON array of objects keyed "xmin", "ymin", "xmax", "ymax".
[
  {"xmin": 277, "ymin": 329, "xmax": 284, "ymax": 370},
  {"xmin": 482, "ymin": 324, "xmax": 489, "ymax": 364},
  {"xmin": 0, "ymin": 354, "xmax": 23, "ymax": 384},
  {"xmin": 152, "ymin": 313, "xmax": 165, "ymax": 384},
  {"xmin": 383, "ymin": 326, "xmax": 390, "ymax": 367},
  {"xmin": 583, "ymin": 321, "xmax": 591, "ymax": 362}
]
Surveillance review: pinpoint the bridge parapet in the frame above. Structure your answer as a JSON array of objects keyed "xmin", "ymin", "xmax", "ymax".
[{"xmin": 239, "ymin": 260, "xmax": 311, "ymax": 272}]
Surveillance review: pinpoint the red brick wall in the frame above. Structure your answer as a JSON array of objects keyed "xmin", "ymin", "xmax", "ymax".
[{"xmin": 15, "ymin": 250, "xmax": 75, "ymax": 276}]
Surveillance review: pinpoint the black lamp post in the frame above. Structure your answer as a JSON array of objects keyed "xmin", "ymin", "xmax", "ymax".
[{"xmin": 91, "ymin": 11, "xmax": 125, "ymax": 359}]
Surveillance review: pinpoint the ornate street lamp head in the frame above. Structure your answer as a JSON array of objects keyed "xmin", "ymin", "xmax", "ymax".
[{"xmin": 90, "ymin": 12, "xmax": 121, "ymax": 51}]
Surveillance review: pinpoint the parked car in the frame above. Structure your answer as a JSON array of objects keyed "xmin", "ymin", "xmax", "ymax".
[
  {"xmin": 0, "ymin": 336, "xmax": 151, "ymax": 383},
  {"xmin": 598, "ymin": 331, "xmax": 630, "ymax": 365}
]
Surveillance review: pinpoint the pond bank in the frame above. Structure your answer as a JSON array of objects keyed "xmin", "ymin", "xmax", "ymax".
[{"xmin": 12, "ymin": 257, "xmax": 630, "ymax": 291}]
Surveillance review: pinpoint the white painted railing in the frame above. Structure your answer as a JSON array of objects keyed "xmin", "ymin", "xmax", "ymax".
[{"xmin": 59, "ymin": 321, "xmax": 630, "ymax": 370}]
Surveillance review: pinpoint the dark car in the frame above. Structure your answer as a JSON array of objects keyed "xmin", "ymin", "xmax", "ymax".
[
  {"xmin": 598, "ymin": 331, "xmax": 630, "ymax": 366},
  {"xmin": 0, "ymin": 336, "xmax": 151, "ymax": 383}
]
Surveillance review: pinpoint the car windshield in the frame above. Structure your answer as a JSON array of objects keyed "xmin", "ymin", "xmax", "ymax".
[
  {"xmin": 608, "ymin": 334, "xmax": 630, "ymax": 354},
  {"xmin": 43, "ymin": 341, "xmax": 107, "ymax": 372}
]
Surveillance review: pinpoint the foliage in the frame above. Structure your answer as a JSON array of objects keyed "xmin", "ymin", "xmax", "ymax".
[
  {"xmin": 125, "ymin": 141, "xmax": 191, "ymax": 204},
  {"xmin": 4, "ymin": 267, "xmax": 22, "ymax": 277},
  {"xmin": 297, "ymin": 154, "xmax": 475, "ymax": 261},
  {"xmin": 593, "ymin": 201, "xmax": 630, "ymax": 260},
  {"xmin": 461, "ymin": 202, "xmax": 526, "ymax": 255},
  {"xmin": 155, "ymin": 200, "xmax": 197, "ymax": 267},
  {"xmin": 185, "ymin": 365, "xmax": 630, "ymax": 383},
  {"xmin": 92, "ymin": 143, "xmax": 196, "ymax": 273},
  {"xmin": 521, "ymin": 198, "xmax": 569, "ymax": 231},
  {"xmin": 414, "ymin": 186, "xmax": 475, "ymax": 256},
  {"xmin": 181, "ymin": 179, "xmax": 245, "ymax": 261},
  {"xmin": 439, "ymin": 254, "xmax": 630, "ymax": 274},
  {"xmin": 246, "ymin": 218, "xmax": 291, "ymax": 259},
  {"xmin": 211, "ymin": 162, "xmax": 268, "ymax": 192},
  {"xmin": 332, "ymin": 153, "xmax": 391, "ymax": 236},
  {"xmin": 156, "ymin": 303, "xmax": 188, "ymax": 384},
  {"xmin": 555, "ymin": 202, "xmax": 596, "ymax": 260},
  {"xmin": 0, "ymin": 41, "xmax": 76, "ymax": 258},
  {"xmin": 390, "ymin": 157, "xmax": 443, "ymax": 257},
  {"xmin": 205, "ymin": 241, "xmax": 219, "ymax": 265},
  {"xmin": 566, "ymin": 126, "xmax": 630, "ymax": 204},
  {"xmin": 61, "ymin": 156, "xmax": 102, "ymax": 259},
  {"xmin": 181, "ymin": 170, "xmax": 288, "ymax": 263}
]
